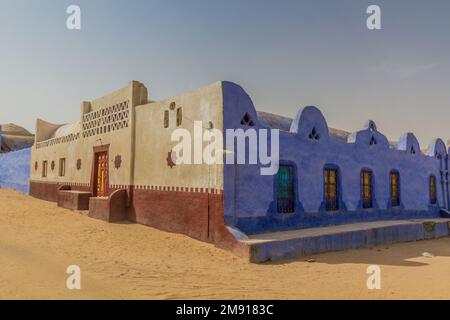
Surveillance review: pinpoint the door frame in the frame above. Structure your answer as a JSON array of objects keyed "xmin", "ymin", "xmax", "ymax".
[{"xmin": 91, "ymin": 144, "xmax": 110, "ymax": 197}]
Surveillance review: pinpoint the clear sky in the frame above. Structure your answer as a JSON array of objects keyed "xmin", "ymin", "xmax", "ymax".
[{"xmin": 1, "ymin": 0, "xmax": 449, "ymax": 146}]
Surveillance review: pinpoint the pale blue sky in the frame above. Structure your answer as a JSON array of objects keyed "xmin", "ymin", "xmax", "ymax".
[{"xmin": 1, "ymin": 0, "xmax": 450, "ymax": 146}]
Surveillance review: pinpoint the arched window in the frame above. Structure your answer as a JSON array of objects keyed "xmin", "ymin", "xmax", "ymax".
[
  {"xmin": 390, "ymin": 170, "xmax": 400, "ymax": 207},
  {"xmin": 324, "ymin": 167, "xmax": 339, "ymax": 211},
  {"xmin": 276, "ymin": 165, "xmax": 295, "ymax": 213},
  {"xmin": 429, "ymin": 175, "xmax": 437, "ymax": 205},
  {"xmin": 361, "ymin": 169, "xmax": 373, "ymax": 209}
]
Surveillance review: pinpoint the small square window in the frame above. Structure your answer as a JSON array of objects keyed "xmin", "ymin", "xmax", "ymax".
[{"xmin": 59, "ymin": 158, "xmax": 66, "ymax": 177}]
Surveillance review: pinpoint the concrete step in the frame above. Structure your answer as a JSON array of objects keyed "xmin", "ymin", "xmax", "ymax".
[{"xmin": 240, "ymin": 219, "xmax": 450, "ymax": 263}]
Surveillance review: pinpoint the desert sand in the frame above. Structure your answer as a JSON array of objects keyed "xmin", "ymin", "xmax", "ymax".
[{"xmin": 0, "ymin": 189, "xmax": 449, "ymax": 300}]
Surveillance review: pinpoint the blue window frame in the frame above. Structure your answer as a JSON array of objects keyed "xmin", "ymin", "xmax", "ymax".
[
  {"xmin": 430, "ymin": 175, "xmax": 437, "ymax": 205},
  {"xmin": 361, "ymin": 169, "xmax": 373, "ymax": 209},
  {"xmin": 390, "ymin": 170, "xmax": 400, "ymax": 207},
  {"xmin": 276, "ymin": 165, "xmax": 295, "ymax": 213},
  {"xmin": 324, "ymin": 167, "xmax": 339, "ymax": 211}
]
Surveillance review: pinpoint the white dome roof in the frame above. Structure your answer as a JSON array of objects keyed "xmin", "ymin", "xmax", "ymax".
[{"xmin": 50, "ymin": 122, "xmax": 81, "ymax": 139}]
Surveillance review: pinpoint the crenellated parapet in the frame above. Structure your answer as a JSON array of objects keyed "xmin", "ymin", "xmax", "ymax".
[
  {"xmin": 239, "ymin": 99, "xmax": 448, "ymax": 160},
  {"xmin": 427, "ymin": 138, "xmax": 447, "ymax": 158},
  {"xmin": 397, "ymin": 132, "xmax": 421, "ymax": 155},
  {"xmin": 347, "ymin": 120, "xmax": 390, "ymax": 150}
]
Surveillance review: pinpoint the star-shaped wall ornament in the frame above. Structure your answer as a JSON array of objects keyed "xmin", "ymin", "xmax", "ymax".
[
  {"xmin": 114, "ymin": 155, "xmax": 122, "ymax": 169},
  {"xmin": 166, "ymin": 151, "xmax": 177, "ymax": 168}
]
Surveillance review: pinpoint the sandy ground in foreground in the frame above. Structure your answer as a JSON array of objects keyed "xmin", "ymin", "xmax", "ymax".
[{"xmin": 0, "ymin": 189, "xmax": 449, "ymax": 300}]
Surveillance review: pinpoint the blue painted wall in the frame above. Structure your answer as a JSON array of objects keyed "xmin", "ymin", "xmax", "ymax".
[
  {"xmin": 0, "ymin": 148, "xmax": 31, "ymax": 193},
  {"xmin": 222, "ymin": 82, "xmax": 446, "ymax": 235}
]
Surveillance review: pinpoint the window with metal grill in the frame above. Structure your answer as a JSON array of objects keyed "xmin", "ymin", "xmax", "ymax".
[
  {"xmin": 361, "ymin": 170, "xmax": 373, "ymax": 209},
  {"xmin": 324, "ymin": 168, "xmax": 339, "ymax": 211},
  {"xmin": 276, "ymin": 165, "xmax": 295, "ymax": 213},
  {"xmin": 430, "ymin": 175, "xmax": 437, "ymax": 205},
  {"xmin": 390, "ymin": 171, "xmax": 400, "ymax": 207}
]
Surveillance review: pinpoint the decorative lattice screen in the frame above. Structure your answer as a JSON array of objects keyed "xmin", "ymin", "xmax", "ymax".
[
  {"xmin": 36, "ymin": 100, "xmax": 131, "ymax": 149},
  {"xmin": 82, "ymin": 100, "xmax": 130, "ymax": 138}
]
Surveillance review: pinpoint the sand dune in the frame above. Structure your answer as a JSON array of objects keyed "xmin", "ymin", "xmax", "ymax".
[
  {"xmin": 0, "ymin": 189, "xmax": 449, "ymax": 300},
  {"xmin": 0, "ymin": 123, "xmax": 34, "ymax": 152}
]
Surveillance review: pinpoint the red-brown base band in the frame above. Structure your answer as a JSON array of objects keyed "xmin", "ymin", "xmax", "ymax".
[{"xmin": 29, "ymin": 181, "xmax": 250, "ymax": 259}]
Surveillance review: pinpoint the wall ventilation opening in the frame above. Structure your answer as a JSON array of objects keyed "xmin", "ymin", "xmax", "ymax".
[
  {"xmin": 176, "ymin": 107, "xmax": 182, "ymax": 127},
  {"xmin": 164, "ymin": 110, "xmax": 169, "ymax": 128},
  {"xmin": 308, "ymin": 127, "xmax": 320, "ymax": 140},
  {"xmin": 369, "ymin": 136, "xmax": 377, "ymax": 146},
  {"xmin": 240, "ymin": 113, "xmax": 255, "ymax": 126},
  {"xmin": 410, "ymin": 146, "xmax": 416, "ymax": 154}
]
